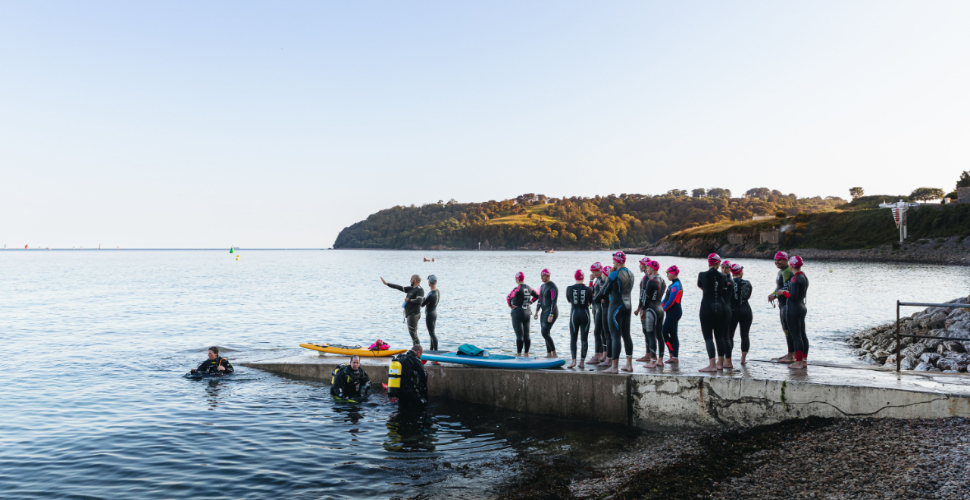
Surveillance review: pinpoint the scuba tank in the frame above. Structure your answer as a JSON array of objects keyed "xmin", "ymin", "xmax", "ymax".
[{"xmin": 387, "ymin": 356, "xmax": 402, "ymax": 397}]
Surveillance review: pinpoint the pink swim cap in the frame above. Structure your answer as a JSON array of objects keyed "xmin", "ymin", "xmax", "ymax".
[
  {"xmin": 603, "ymin": 266, "xmax": 612, "ymax": 276},
  {"xmin": 639, "ymin": 257, "xmax": 651, "ymax": 267},
  {"xmin": 721, "ymin": 260, "xmax": 732, "ymax": 268},
  {"xmin": 647, "ymin": 260, "xmax": 660, "ymax": 271},
  {"xmin": 708, "ymin": 253, "xmax": 721, "ymax": 266},
  {"xmin": 667, "ymin": 265, "xmax": 680, "ymax": 275},
  {"xmin": 540, "ymin": 269, "xmax": 551, "ymax": 277},
  {"xmin": 590, "ymin": 262, "xmax": 603, "ymax": 272},
  {"xmin": 731, "ymin": 263, "xmax": 743, "ymax": 275},
  {"xmin": 574, "ymin": 269, "xmax": 584, "ymax": 281},
  {"xmin": 515, "ymin": 271, "xmax": 525, "ymax": 282},
  {"xmin": 789, "ymin": 255, "xmax": 804, "ymax": 268},
  {"xmin": 774, "ymin": 251, "xmax": 789, "ymax": 261},
  {"xmin": 613, "ymin": 251, "xmax": 627, "ymax": 265}
]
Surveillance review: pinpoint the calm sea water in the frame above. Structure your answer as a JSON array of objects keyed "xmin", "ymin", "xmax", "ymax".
[{"xmin": 2, "ymin": 250, "xmax": 968, "ymax": 499}]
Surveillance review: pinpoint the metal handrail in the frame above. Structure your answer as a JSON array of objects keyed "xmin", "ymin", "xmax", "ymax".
[{"xmin": 895, "ymin": 301, "xmax": 970, "ymax": 372}]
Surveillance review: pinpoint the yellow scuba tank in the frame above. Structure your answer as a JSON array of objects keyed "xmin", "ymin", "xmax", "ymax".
[{"xmin": 387, "ymin": 357, "xmax": 402, "ymax": 397}]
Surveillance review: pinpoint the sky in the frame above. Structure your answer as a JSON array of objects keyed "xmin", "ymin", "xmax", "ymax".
[{"xmin": 2, "ymin": 1, "xmax": 969, "ymax": 248}]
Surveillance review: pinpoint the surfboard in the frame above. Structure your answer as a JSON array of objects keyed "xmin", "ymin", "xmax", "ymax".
[
  {"xmin": 300, "ymin": 343, "xmax": 407, "ymax": 357},
  {"xmin": 420, "ymin": 351, "xmax": 565, "ymax": 369}
]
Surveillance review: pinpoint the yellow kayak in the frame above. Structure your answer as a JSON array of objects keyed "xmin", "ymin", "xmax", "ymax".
[{"xmin": 300, "ymin": 343, "xmax": 407, "ymax": 357}]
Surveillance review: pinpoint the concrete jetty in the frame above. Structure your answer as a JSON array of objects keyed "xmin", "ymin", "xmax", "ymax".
[{"xmin": 242, "ymin": 353, "xmax": 970, "ymax": 430}]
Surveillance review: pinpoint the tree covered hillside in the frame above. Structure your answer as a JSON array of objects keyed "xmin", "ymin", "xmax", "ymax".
[{"xmin": 333, "ymin": 190, "xmax": 845, "ymax": 250}]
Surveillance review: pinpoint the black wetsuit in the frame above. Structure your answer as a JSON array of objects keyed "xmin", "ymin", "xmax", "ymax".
[
  {"xmin": 507, "ymin": 283, "xmax": 538, "ymax": 353},
  {"xmin": 785, "ymin": 272, "xmax": 810, "ymax": 359},
  {"xmin": 639, "ymin": 274, "xmax": 666, "ymax": 358},
  {"xmin": 729, "ymin": 277, "xmax": 753, "ymax": 357},
  {"xmin": 194, "ymin": 356, "xmax": 234, "ymax": 375},
  {"xmin": 398, "ymin": 350, "xmax": 428, "ymax": 405},
  {"xmin": 422, "ymin": 290, "xmax": 440, "ymax": 351},
  {"xmin": 774, "ymin": 266, "xmax": 794, "ymax": 354},
  {"xmin": 386, "ymin": 282, "xmax": 425, "ymax": 346},
  {"xmin": 536, "ymin": 281, "xmax": 560, "ymax": 354},
  {"xmin": 590, "ymin": 276, "xmax": 608, "ymax": 356},
  {"xmin": 331, "ymin": 365, "xmax": 371, "ymax": 399},
  {"xmin": 566, "ymin": 283, "xmax": 593, "ymax": 360},
  {"xmin": 697, "ymin": 268, "xmax": 730, "ymax": 359},
  {"xmin": 594, "ymin": 267, "xmax": 634, "ymax": 360},
  {"xmin": 661, "ymin": 279, "xmax": 683, "ymax": 358}
]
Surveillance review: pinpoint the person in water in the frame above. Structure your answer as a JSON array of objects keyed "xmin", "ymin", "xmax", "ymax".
[
  {"xmin": 597, "ymin": 265, "xmax": 614, "ymax": 367},
  {"xmin": 381, "ymin": 275, "xmax": 425, "ymax": 347},
  {"xmin": 697, "ymin": 253, "xmax": 731, "ymax": 372},
  {"xmin": 422, "ymin": 275, "xmax": 440, "ymax": 351},
  {"xmin": 661, "ymin": 266, "xmax": 683, "ymax": 364},
  {"xmin": 593, "ymin": 252, "xmax": 635, "ymax": 373},
  {"xmin": 782, "ymin": 256, "xmax": 810, "ymax": 370},
  {"xmin": 767, "ymin": 251, "xmax": 795, "ymax": 363},
  {"xmin": 398, "ymin": 345, "xmax": 428, "ymax": 405},
  {"xmin": 534, "ymin": 269, "xmax": 560, "ymax": 358},
  {"xmin": 331, "ymin": 355, "xmax": 372, "ymax": 399},
  {"xmin": 719, "ymin": 260, "xmax": 735, "ymax": 369},
  {"xmin": 190, "ymin": 346, "xmax": 234, "ymax": 375},
  {"xmin": 565, "ymin": 269, "xmax": 593, "ymax": 369},
  {"xmin": 507, "ymin": 271, "xmax": 539, "ymax": 356},
  {"xmin": 729, "ymin": 264, "xmax": 754, "ymax": 365},
  {"xmin": 636, "ymin": 258, "xmax": 666, "ymax": 368},
  {"xmin": 587, "ymin": 262, "xmax": 606, "ymax": 365}
]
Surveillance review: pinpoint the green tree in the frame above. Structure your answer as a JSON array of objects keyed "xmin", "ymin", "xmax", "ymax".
[
  {"xmin": 909, "ymin": 187, "xmax": 945, "ymax": 203},
  {"xmin": 746, "ymin": 187, "xmax": 771, "ymax": 199},
  {"xmin": 775, "ymin": 210, "xmax": 788, "ymax": 218},
  {"xmin": 849, "ymin": 187, "xmax": 864, "ymax": 200},
  {"xmin": 691, "ymin": 188, "xmax": 706, "ymax": 198},
  {"xmin": 956, "ymin": 171, "xmax": 970, "ymax": 190}
]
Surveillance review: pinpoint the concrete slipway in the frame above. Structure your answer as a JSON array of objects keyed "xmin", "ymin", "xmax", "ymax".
[{"xmin": 242, "ymin": 353, "xmax": 970, "ymax": 430}]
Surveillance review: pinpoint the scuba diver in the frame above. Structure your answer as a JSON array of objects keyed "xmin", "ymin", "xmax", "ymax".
[
  {"xmin": 507, "ymin": 271, "xmax": 539, "ymax": 355},
  {"xmin": 768, "ymin": 251, "xmax": 795, "ymax": 363},
  {"xmin": 565, "ymin": 269, "xmax": 593, "ymax": 369},
  {"xmin": 381, "ymin": 275, "xmax": 425, "ymax": 347},
  {"xmin": 635, "ymin": 258, "xmax": 666, "ymax": 368},
  {"xmin": 661, "ymin": 266, "xmax": 683, "ymax": 364},
  {"xmin": 190, "ymin": 346, "xmax": 234, "ymax": 376},
  {"xmin": 422, "ymin": 275, "xmax": 440, "ymax": 351},
  {"xmin": 697, "ymin": 253, "xmax": 730, "ymax": 372},
  {"xmin": 330, "ymin": 355, "xmax": 372, "ymax": 400},
  {"xmin": 587, "ymin": 262, "xmax": 606, "ymax": 365},
  {"xmin": 397, "ymin": 345, "xmax": 429, "ymax": 406},
  {"xmin": 593, "ymin": 252, "xmax": 635, "ymax": 374},
  {"xmin": 729, "ymin": 263, "xmax": 754, "ymax": 365},
  {"xmin": 534, "ymin": 269, "xmax": 559, "ymax": 358},
  {"xmin": 782, "ymin": 255, "xmax": 810, "ymax": 370}
]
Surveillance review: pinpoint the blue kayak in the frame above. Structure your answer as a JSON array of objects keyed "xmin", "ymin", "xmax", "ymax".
[{"xmin": 421, "ymin": 352, "xmax": 565, "ymax": 369}]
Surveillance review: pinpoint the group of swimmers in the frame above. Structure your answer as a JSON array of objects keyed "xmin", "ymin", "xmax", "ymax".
[
  {"xmin": 376, "ymin": 250, "xmax": 810, "ymax": 374},
  {"xmin": 507, "ymin": 250, "xmax": 810, "ymax": 373}
]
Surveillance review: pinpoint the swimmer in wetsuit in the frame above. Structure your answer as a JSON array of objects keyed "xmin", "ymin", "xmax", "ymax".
[
  {"xmin": 381, "ymin": 275, "xmax": 425, "ymax": 347},
  {"xmin": 586, "ymin": 262, "xmax": 606, "ymax": 365},
  {"xmin": 507, "ymin": 271, "xmax": 539, "ymax": 355},
  {"xmin": 421, "ymin": 275, "xmax": 440, "ymax": 351},
  {"xmin": 635, "ymin": 258, "xmax": 666, "ymax": 368},
  {"xmin": 719, "ymin": 260, "xmax": 735, "ymax": 369},
  {"xmin": 565, "ymin": 269, "xmax": 593, "ymax": 369},
  {"xmin": 781, "ymin": 255, "xmax": 810, "ymax": 370},
  {"xmin": 593, "ymin": 252, "xmax": 635, "ymax": 374},
  {"xmin": 533, "ymin": 269, "xmax": 559, "ymax": 358},
  {"xmin": 697, "ymin": 253, "xmax": 730, "ymax": 373},
  {"xmin": 767, "ymin": 251, "xmax": 795, "ymax": 363},
  {"xmin": 661, "ymin": 266, "xmax": 683, "ymax": 364},
  {"xmin": 729, "ymin": 263, "xmax": 754, "ymax": 365},
  {"xmin": 596, "ymin": 265, "xmax": 614, "ymax": 367},
  {"xmin": 190, "ymin": 346, "xmax": 234, "ymax": 375}
]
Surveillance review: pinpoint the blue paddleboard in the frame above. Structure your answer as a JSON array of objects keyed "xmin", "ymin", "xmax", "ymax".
[{"xmin": 421, "ymin": 352, "xmax": 565, "ymax": 369}]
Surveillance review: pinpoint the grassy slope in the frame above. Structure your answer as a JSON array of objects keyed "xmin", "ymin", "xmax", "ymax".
[
  {"xmin": 488, "ymin": 204, "xmax": 565, "ymax": 225},
  {"xmin": 665, "ymin": 204, "xmax": 970, "ymax": 250}
]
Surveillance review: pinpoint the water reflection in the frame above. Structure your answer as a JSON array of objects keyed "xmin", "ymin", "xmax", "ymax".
[{"xmin": 385, "ymin": 406, "xmax": 438, "ymax": 453}]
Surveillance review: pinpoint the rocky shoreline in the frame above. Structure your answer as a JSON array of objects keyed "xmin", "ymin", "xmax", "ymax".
[
  {"xmin": 644, "ymin": 235, "xmax": 970, "ymax": 266},
  {"xmin": 846, "ymin": 296, "xmax": 970, "ymax": 372}
]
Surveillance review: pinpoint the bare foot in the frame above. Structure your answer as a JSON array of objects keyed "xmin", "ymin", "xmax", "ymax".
[
  {"xmin": 567, "ymin": 359, "xmax": 577, "ymax": 368},
  {"xmin": 579, "ymin": 360, "xmax": 585, "ymax": 369},
  {"xmin": 598, "ymin": 359, "xmax": 612, "ymax": 367},
  {"xmin": 636, "ymin": 355, "xmax": 650, "ymax": 362},
  {"xmin": 586, "ymin": 355, "xmax": 599, "ymax": 364},
  {"xmin": 740, "ymin": 353, "xmax": 748, "ymax": 365},
  {"xmin": 644, "ymin": 361, "xmax": 657, "ymax": 368},
  {"xmin": 621, "ymin": 362, "xmax": 633, "ymax": 372},
  {"xmin": 716, "ymin": 362, "xmax": 723, "ymax": 371},
  {"xmin": 723, "ymin": 361, "xmax": 734, "ymax": 369},
  {"xmin": 604, "ymin": 367, "xmax": 619, "ymax": 374},
  {"xmin": 774, "ymin": 354, "xmax": 795, "ymax": 363},
  {"xmin": 788, "ymin": 361, "xmax": 807, "ymax": 370},
  {"xmin": 656, "ymin": 359, "xmax": 664, "ymax": 367},
  {"xmin": 699, "ymin": 364, "xmax": 718, "ymax": 373},
  {"xmin": 667, "ymin": 357, "xmax": 679, "ymax": 364}
]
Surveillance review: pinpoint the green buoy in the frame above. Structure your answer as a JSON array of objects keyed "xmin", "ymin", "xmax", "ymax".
[{"xmin": 230, "ymin": 247, "xmax": 234, "ymax": 253}]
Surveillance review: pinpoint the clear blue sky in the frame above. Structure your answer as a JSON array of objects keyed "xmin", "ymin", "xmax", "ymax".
[{"xmin": 2, "ymin": 1, "xmax": 968, "ymax": 248}]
